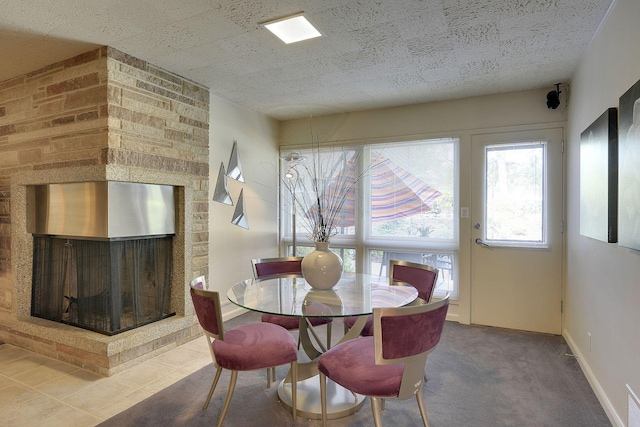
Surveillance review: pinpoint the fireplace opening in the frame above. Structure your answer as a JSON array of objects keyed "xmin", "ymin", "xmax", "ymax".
[
  {"xmin": 26, "ymin": 181, "xmax": 177, "ymax": 335},
  {"xmin": 31, "ymin": 235, "xmax": 174, "ymax": 335}
]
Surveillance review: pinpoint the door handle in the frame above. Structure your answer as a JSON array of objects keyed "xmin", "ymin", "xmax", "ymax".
[{"xmin": 475, "ymin": 238, "xmax": 490, "ymax": 248}]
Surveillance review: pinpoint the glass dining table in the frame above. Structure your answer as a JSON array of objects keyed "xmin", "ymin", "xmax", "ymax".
[{"xmin": 227, "ymin": 272, "xmax": 418, "ymax": 420}]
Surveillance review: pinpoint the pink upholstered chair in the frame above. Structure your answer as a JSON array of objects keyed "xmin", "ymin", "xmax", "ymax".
[
  {"xmin": 252, "ymin": 256, "xmax": 305, "ymax": 278},
  {"xmin": 319, "ymin": 295, "xmax": 450, "ymax": 427},
  {"xmin": 251, "ymin": 257, "xmax": 333, "ymax": 348},
  {"xmin": 189, "ymin": 277, "xmax": 298, "ymax": 426},
  {"xmin": 390, "ymin": 259, "xmax": 439, "ymax": 303},
  {"xmin": 343, "ymin": 259, "xmax": 440, "ymax": 336}
]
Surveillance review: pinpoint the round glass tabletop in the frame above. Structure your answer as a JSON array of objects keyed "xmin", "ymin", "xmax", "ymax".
[{"xmin": 227, "ymin": 272, "xmax": 418, "ymax": 318}]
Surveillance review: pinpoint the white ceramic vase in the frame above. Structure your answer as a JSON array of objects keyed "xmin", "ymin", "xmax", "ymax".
[{"xmin": 301, "ymin": 242, "xmax": 343, "ymax": 290}]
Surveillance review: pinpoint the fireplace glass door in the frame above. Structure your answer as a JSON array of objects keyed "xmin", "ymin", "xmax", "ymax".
[{"xmin": 31, "ymin": 236, "xmax": 173, "ymax": 335}]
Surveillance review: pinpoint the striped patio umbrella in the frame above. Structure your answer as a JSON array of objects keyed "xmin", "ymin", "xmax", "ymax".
[{"xmin": 306, "ymin": 152, "xmax": 442, "ymax": 228}]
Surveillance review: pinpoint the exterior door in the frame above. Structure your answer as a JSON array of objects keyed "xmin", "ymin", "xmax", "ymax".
[{"xmin": 470, "ymin": 128, "xmax": 563, "ymax": 334}]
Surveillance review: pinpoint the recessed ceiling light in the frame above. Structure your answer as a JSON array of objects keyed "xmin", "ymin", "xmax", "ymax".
[{"xmin": 261, "ymin": 13, "xmax": 323, "ymax": 44}]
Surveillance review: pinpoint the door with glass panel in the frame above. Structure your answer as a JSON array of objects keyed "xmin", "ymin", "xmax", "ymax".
[{"xmin": 470, "ymin": 129, "xmax": 563, "ymax": 334}]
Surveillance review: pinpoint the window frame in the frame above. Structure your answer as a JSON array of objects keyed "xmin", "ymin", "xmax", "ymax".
[
  {"xmin": 279, "ymin": 137, "xmax": 460, "ymax": 299},
  {"xmin": 482, "ymin": 141, "xmax": 549, "ymax": 249}
]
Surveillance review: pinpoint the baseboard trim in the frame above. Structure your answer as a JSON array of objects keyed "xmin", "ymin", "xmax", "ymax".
[
  {"xmin": 445, "ymin": 312, "xmax": 459, "ymax": 322},
  {"xmin": 221, "ymin": 304, "xmax": 248, "ymax": 322},
  {"xmin": 563, "ymin": 328, "xmax": 624, "ymax": 427}
]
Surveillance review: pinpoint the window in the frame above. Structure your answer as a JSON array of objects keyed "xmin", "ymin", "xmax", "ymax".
[
  {"xmin": 368, "ymin": 141, "xmax": 455, "ymax": 239},
  {"xmin": 281, "ymin": 138, "xmax": 458, "ymax": 298},
  {"xmin": 484, "ymin": 142, "xmax": 546, "ymax": 247}
]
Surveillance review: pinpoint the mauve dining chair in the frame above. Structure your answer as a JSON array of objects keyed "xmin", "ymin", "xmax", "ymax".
[
  {"xmin": 252, "ymin": 256, "xmax": 305, "ymax": 279},
  {"xmin": 343, "ymin": 259, "xmax": 440, "ymax": 336},
  {"xmin": 189, "ymin": 276, "xmax": 298, "ymax": 427},
  {"xmin": 251, "ymin": 257, "xmax": 333, "ymax": 348},
  {"xmin": 318, "ymin": 295, "xmax": 450, "ymax": 427}
]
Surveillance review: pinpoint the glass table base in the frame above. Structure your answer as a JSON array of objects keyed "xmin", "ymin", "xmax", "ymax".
[{"xmin": 277, "ymin": 375, "xmax": 365, "ymax": 420}]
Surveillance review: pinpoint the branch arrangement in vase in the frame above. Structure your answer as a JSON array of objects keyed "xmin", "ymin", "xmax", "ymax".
[{"xmin": 282, "ymin": 138, "xmax": 384, "ymax": 243}]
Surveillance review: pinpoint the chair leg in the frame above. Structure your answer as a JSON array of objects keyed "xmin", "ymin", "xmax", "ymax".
[
  {"xmin": 326, "ymin": 322, "xmax": 332, "ymax": 349},
  {"xmin": 416, "ymin": 389, "xmax": 431, "ymax": 427},
  {"xmin": 320, "ymin": 372, "xmax": 327, "ymax": 427},
  {"xmin": 266, "ymin": 366, "xmax": 277, "ymax": 388},
  {"xmin": 290, "ymin": 361, "xmax": 297, "ymax": 421},
  {"xmin": 370, "ymin": 397, "xmax": 383, "ymax": 427},
  {"xmin": 267, "ymin": 368, "xmax": 271, "ymax": 388},
  {"xmin": 203, "ymin": 366, "xmax": 223, "ymax": 410},
  {"xmin": 217, "ymin": 370, "xmax": 238, "ymax": 427}
]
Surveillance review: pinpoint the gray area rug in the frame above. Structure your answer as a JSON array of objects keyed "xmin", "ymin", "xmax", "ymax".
[{"xmin": 100, "ymin": 313, "xmax": 610, "ymax": 426}]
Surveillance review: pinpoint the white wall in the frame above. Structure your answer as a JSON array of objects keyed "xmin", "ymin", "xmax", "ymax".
[
  {"xmin": 209, "ymin": 95, "xmax": 280, "ymax": 317},
  {"xmin": 566, "ymin": 0, "xmax": 640, "ymax": 425},
  {"xmin": 280, "ymin": 89, "xmax": 566, "ymax": 325}
]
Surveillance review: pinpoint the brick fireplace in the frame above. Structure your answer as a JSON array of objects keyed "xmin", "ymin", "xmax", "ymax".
[{"xmin": 0, "ymin": 47, "xmax": 210, "ymax": 375}]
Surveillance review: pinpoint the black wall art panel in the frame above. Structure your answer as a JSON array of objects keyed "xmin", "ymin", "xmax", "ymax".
[
  {"xmin": 580, "ymin": 108, "xmax": 618, "ymax": 243},
  {"xmin": 619, "ymin": 79, "xmax": 640, "ymax": 250}
]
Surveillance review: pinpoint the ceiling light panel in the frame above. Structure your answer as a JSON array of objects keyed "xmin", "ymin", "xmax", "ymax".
[{"xmin": 262, "ymin": 13, "xmax": 322, "ymax": 44}]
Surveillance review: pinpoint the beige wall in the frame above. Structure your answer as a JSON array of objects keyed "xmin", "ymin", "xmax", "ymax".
[
  {"xmin": 566, "ymin": 0, "xmax": 640, "ymax": 425},
  {"xmin": 208, "ymin": 96, "xmax": 280, "ymax": 317},
  {"xmin": 280, "ymin": 89, "xmax": 564, "ymax": 145},
  {"xmin": 280, "ymin": 88, "xmax": 567, "ymax": 324}
]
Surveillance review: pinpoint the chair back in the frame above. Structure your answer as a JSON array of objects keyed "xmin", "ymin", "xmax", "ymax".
[
  {"xmin": 389, "ymin": 259, "xmax": 439, "ymax": 302},
  {"xmin": 251, "ymin": 256, "xmax": 303, "ymax": 279},
  {"xmin": 189, "ymin": 278, "xmax": 224, "ymax": 340},
  {"xmin": 372, "ymin": 295, "xmax": 450, "ymax": 400},
  {"xmin": 190, "ymin": 276, "xmax": 206, "ymax": 290}
]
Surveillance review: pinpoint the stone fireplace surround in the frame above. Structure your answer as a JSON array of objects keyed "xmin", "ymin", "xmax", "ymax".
[
  {"xmin": 8, "ymin": 169, "xmax": 199, "ymax": 376},
  {"xmin": 0, "ymin": 47, "xmax": 210, "ymax": 375}
]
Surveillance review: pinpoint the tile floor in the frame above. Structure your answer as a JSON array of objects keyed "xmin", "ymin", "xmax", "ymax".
[{"xmin": 0, "ymin": 337, "xmax": 212, "ymax": 426}]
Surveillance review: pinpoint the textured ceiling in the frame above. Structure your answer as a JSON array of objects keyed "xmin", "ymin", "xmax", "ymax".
[{"xmin": 0, "ymin": 0, "xmax": 613, "ymax": 120}]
